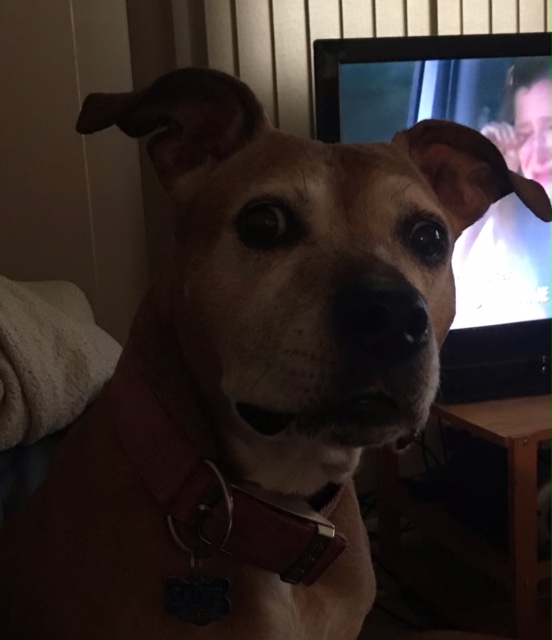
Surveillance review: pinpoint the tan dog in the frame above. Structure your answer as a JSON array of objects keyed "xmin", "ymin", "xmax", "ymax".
[{"xmin": 0, "ymin": 69, "xmax": 548, "ymax": 640}]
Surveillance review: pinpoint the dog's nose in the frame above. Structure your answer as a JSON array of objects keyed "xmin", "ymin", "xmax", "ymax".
[{"xmin": 334, "ymin": 280, "xmax": 430, "ymax": 363}]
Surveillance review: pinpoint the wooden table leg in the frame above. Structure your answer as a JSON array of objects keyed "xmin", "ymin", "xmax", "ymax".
[
  {"xmin": 508, "ymin": 436, "xmax": 539, "ymax": 640},
  {"xmin": 375, "ymin": 445, "xmax": 402, "ymax": 571}
]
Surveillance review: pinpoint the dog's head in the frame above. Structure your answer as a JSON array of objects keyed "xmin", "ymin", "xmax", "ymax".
[{"xmin": 78, "ymin": 69, "xmax": 550, "ymax": 454}]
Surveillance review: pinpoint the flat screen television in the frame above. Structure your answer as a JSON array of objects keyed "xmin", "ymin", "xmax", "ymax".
[{"xmin": 314, "ymin": 33, "xmax": 551, "ymax": 402}]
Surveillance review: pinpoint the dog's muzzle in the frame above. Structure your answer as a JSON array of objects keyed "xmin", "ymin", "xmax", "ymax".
[{"xmin": 237, "ymin": 271, "xmax": 432, "ymax": 440}]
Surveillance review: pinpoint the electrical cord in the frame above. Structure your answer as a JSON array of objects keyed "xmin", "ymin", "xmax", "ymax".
[
  {"xmin": 413, "ymin": 431, "xmax": 442, "ymax": 469},
  {"xmin": 372, "ymin": 601, "xmax": 430, "ymax": 631},
  {"xmin": 369, "ymin": 555, "xmax": 438, "ymax": 632},
  {"xmin": 438, "ymin": 418, "xmax": 449, "ymax": 465},
  {"xmin": 357, "ymin": 490, "xmax": 377, "ymax": 520}
]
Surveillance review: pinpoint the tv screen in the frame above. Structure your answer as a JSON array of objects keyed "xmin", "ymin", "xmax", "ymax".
[{"xmin": 314, "ymin": 33, "xmax": 551, "ymax": 401}]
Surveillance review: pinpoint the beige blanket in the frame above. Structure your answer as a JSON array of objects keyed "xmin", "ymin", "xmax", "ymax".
[{"xmin": 0, "ymin": 276, "xmax": 121, "ymax": 450}]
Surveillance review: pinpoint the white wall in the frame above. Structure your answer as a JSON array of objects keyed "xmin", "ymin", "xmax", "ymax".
[{"xmin": 0, "ymin": 0, "xmax": 149, "ymax": 343}]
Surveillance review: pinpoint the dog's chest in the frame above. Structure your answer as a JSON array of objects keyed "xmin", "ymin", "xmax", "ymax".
[
  {"xmin": 253, "ymin": 573, "xmax": 362, "ymax": 640},
  {"xmin": 256, "ymin": 575, "xmax": 321, "ymax": 640}
]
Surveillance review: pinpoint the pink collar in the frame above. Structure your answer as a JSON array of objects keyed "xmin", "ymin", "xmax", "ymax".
[{"xmin": 108, "ymin": 356, "xmax": 347, "ymax": 586}]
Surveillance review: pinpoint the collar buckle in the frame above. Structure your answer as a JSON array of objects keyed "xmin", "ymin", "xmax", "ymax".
[{"xmin": 280, "ymin": 522, "xmax": 336, "ymax": 584}]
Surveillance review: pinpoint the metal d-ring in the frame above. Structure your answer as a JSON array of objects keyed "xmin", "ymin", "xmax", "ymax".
[{"xmin": 166, "ymin": 459, "xmax": 234, "ymax": 558}]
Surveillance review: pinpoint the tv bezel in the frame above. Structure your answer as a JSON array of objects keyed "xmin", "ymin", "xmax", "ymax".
[
  {"xmin": 314, "ymin": 32, "xmax": 551, "ymax": 141},
  {"xmin": 314, "ymin": 32, "xmax": 551, "ymax": 402}
]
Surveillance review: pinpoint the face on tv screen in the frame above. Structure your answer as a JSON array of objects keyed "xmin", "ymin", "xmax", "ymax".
[{"xmin": 339, "ymin": 56, "xmax": 551, "ymax": 330}]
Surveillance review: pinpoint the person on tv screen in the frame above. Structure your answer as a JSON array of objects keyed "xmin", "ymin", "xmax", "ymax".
[{"xmin": 452, "ymin": 57, "xmax": 551, "ymax": 329}]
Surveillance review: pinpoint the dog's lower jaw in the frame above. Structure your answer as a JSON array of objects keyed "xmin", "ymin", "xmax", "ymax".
[
  {"xmin": 227, "ymin": 428, "xmax": 363, "ymax": 497},
  {"xmin": 224, "ymin": 377, "xmax": 436, "ymax": 496}
]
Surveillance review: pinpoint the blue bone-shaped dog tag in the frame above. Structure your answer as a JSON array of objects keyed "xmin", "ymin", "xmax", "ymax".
[{"xmin": 165, "ymin": 576, "xmax": 231, "ymax": 626}]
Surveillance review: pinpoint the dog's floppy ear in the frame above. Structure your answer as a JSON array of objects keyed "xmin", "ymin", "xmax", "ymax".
[
  {"xmin": 76, "ymin": 68, "xmax": 268, "ymax": 191},
  {"xmin": 394, "ymin": 120, "xmax": 551, "ymax": 236}
]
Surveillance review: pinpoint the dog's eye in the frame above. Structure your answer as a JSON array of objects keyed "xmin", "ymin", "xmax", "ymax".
[
  {"xmin": 236, "ymin": 203, "xmax": 288, "ymax": 250},
  {"xmin": 409, "ymin": 221, "xmax": 448, "ymax": 263}
]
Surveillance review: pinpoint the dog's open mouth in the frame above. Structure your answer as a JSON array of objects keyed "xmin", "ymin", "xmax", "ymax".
[
  {"xmin": 235, "ymin": 403, "xmax": 295, "ymax": 435},
  {"xmin": 236, "ymin": 393, "xmax": 400, "ymax": 437}
]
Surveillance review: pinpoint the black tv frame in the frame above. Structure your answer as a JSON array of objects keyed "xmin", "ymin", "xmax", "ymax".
[{"xmin": 314, "ymin": 33, "xmax": 551, "ymax": 403}]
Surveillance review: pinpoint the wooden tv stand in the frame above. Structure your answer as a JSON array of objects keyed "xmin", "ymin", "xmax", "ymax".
[{"xmin": 375, "ymin": 394, "xmax": 551, "ymax": 640}]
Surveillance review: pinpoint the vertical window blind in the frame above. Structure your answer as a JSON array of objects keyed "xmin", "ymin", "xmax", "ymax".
[{"xmin": 173, "ymin": 0, "xmax": 550, "ymax": 137}]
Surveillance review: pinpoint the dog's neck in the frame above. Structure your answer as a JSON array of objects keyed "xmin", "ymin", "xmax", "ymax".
[
  {"xmin": 124, "ymin": 284, "xmax": 223, "ymax": 463},
  {"xmin": 228, "ymin": 430, "xmax": 363, "ymax": 497}
]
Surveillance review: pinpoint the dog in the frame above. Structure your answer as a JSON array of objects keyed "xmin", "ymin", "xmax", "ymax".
[{"xmin": 0, "ymin": 68, "xmax": 548, "ymax": 640}]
